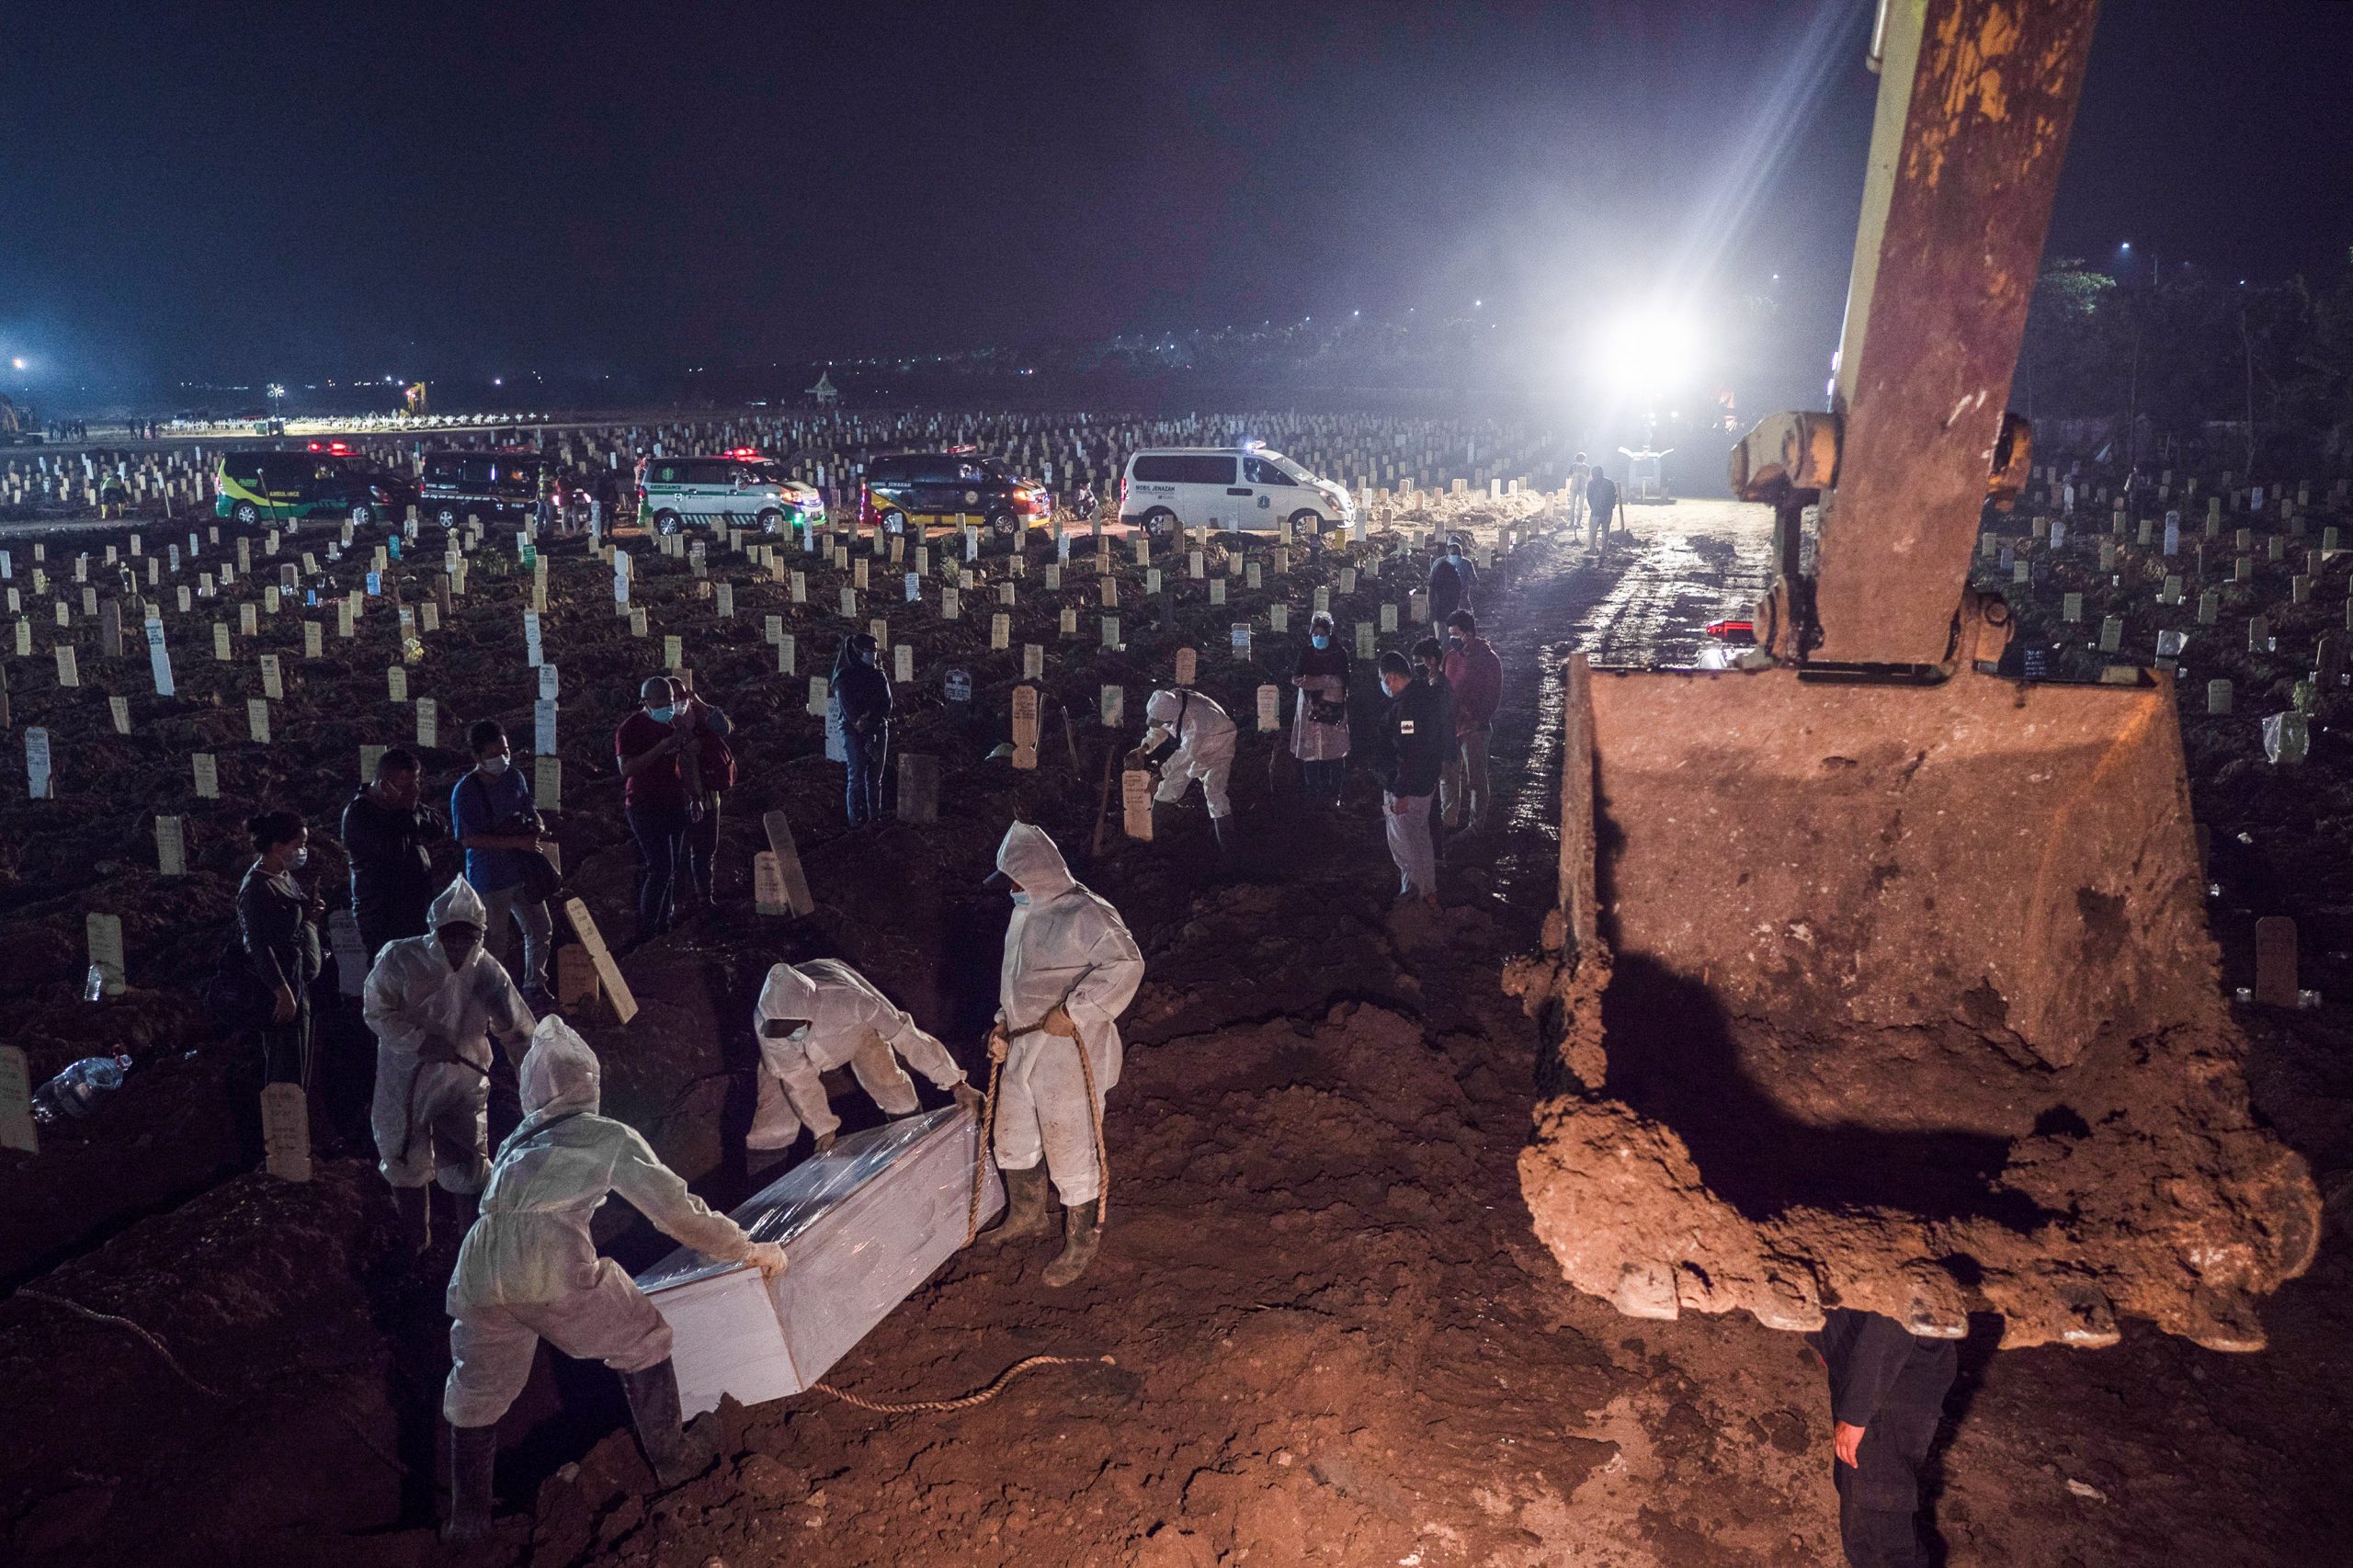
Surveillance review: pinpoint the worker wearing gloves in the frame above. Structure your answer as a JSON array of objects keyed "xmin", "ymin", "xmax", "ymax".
[
  {"xmin": 1805, "ymin": 1308, "xmax": 1960, "ymax": 1567},
  {"xmin": 748, "ymin": 958, "xmax": 982, "ymax": 1157},
  {"xmin": 978, "ymin": 823, "xmax": 1145, "ymax": 1287},
  {"xmin": 441, "ymin": 1016, "xmax": 787, "ymax": 1543},
  {"xmin": 1138, "ymin": 686, "xmax": 1239, "ymax": 858},
  {"xmin": 363, "ymin": 877, "xmax": 535, "ymax": 1260}
]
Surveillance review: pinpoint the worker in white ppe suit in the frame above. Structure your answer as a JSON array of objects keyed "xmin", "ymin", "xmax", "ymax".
[
  {"xmin": 749, "ymin": 958, "xmax": 982, "ymax": 1157},
  {"xmin": 1141, "ymin": 687, "xmax": 1238, "ymax": 858},
  {"xmin": 362, "ymin": 876, "xmax": 535, "ymax": 1260},
  {"xmin": 439, "ymin": 1016, "xmax": 787, "ymax": 1542},
  {"xmin": 978, "ymin": 822, "xmax": 1144, "ymax": 1287}
]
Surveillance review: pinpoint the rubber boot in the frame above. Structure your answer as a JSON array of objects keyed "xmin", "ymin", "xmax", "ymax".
[
  {"xmin": 1042, "ymin": 1199, "xmax": 1103, "ymax": 1288},
  {"xmin": 440, "ymin": 1421, "xmax": 497, "ymax": 1543},
  {"xmin": 392, "ymin": 1185, "xmax": 431, "ymax": 1258},
  {"xmin": 983, "ymin": 1165, "xmax": 1052, "ymax": 1244},
  {"xmin": 619, "ymin": 1358, "xmax": 717, "ymax": 1489}
]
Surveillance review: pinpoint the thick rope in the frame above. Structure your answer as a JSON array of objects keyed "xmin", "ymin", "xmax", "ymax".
[
  {"xmin": 811, "ymin": 1353, "xmax": 1113, "ymax": 1415},
  {"xmin": 1069, "ymin": 1032, "xmax": 1109, "ymax": 1223},
  {"xmin": 14, "ymin": 1287, "xmax": 226, "ymax": 1400},
  {"xmin": 965, "ymin": 1025, "xmax": 1111, "ymax": 1238}
]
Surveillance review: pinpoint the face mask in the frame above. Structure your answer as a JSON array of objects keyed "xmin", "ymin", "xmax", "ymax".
[
  {"xmin": 1448, "ymin": 550, "xmax": 1462, "ymax": 562},
  {"xmin": 647, "ymin": 705, "xmax": 676, "ymax": 723},
  {"xmin": 290, "ymin": 847, "xmax": 310, "ymax": 868},
  {"xmin": 863, "ymin": 650, "xmax": 879, "ymax": 665},
  {"xmin": 786, "ymin": 1023, "xmax": 812, "ymax": 1043},
  {"xmin": 1311, "ymin": 634, "xmax": 1331, "ymax": 650},
  {"xmin": 1009, "ymin": 892, "xmax": 1031, "ymax": 907},
  {"xmin": 479, "ymin": 755, "xmax": 510, "ymax": 776}
]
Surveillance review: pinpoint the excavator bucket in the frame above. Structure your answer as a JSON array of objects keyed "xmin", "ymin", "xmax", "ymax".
[
  {"xmin": 1512, "ymin": 0, "xmax": 2319, "ymax": 1351},
  {"xmin": 1513, "ymin": 659, "xmax": 2318, "ymax": 1350}
]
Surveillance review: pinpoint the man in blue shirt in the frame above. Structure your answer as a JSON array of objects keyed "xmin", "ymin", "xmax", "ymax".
[{"xmin": 450, "ymin": 720, "xmax": 553, "ymax": 1005}]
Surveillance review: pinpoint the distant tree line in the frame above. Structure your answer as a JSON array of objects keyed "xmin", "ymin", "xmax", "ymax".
[{"xmin": 2016, "ymin": 261, "xmax": 2353, "ymax": 476}]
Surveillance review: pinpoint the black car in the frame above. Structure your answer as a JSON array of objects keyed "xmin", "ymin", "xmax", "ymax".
[
  {"xmin": 420, "ymin": 449, "xmax": 547, "ymax": 527},
  {"xmin": 858, "ymin": 449, "xmax": 1051, "ymax": 548}
]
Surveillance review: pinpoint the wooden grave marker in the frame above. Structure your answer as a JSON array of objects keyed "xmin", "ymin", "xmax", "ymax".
[
  {"xmin": 760, "ymin": 811, "xmax": 817, "ymax": 917},
  {"xmin": 560, "ymin": 897, "xmax": 638, "ymax": 1025}
]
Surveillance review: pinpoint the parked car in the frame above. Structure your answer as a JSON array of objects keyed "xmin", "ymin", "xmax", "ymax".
[
  {"xmin": 419, "ymin": 449, "xmax": 546, "ymax": 526},
  {"xmin": 215, "ymin": 450, "xmax": 405, "ymax": 527},
  {"xmin": 1118, "ymin": 444, "xmax": 1353, "ymax": 542},
  {"xmin": 639, "ymin": 450, "xmax": 826, "ymax": 535},
  {"xmin": 858, "ymin": 449, "xmax": 1051, "ymax": 549}
]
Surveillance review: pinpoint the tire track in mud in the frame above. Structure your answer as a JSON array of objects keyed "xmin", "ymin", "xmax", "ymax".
[{"xmin": 1488, "ymin": 501, "xmax": 1776, "ymax": 909}]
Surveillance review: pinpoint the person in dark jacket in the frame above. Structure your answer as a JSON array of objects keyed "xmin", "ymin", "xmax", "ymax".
[
  {"xmin": 1427, "ymin": 536, "xmax": 1477, "ymax": 626},
  {"xmin": 1371, "ymin": 651, "xmax": 1446, "ymax": 903},
  {"xmin": 341, "ymin": 746, "xmax": 445, "ymax": 959},
  {"xmin": 835, "ymin": 631, "xmax": 892, "ymax": 825},
  {"xmin": 668, "ymin": 676, "xmax": 735, "ymax": 910},
  {"xmin": 1806, "ymin": 1308, "xmax": 1959, "ymax": 1567},
  {"xmin": 238, "ymin": 809, "xmax": 325, "ymax": 1089},
  {"xmin": 1586, "ymin": 468, "xmax": 1620, "ymax": 549}
]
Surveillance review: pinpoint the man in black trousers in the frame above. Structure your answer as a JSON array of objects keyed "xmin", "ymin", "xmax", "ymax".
[{"xmin": 1807, "ymin": 1308, "xmax": 1959, "ymax": 1566}]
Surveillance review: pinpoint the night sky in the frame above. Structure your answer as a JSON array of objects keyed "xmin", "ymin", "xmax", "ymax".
[{"xmin": 2, "ymin": 0, "xmax": 2347, "ymax": 394}]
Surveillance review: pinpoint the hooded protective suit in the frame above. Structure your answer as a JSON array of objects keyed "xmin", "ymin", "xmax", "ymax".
[
  {"xmin": 748, "ymin": 959, "xmax": 967, "ymax": 1150},
  {"xmin": 1142, "ymin": 687, "xmax": 1237, "ymax": 819},
  {"xmin": 443, "ymin": 1017, "xmax": 763, "ymax": 1428},
  {"xmin": 363, "ymin": 877, "xmax": 534, "ymax": 1194},
  {"xmin": 991, "ymin": 824, "xmax": 1145, "ymax": 1205}
]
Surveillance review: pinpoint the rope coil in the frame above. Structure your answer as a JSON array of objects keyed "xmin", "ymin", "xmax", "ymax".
[
  {"xmin": 811, "ymin": 1353, "xmax": 1113, "ymax": 1415},
  {"xmin": 14, "ymin": 1287, "xmax": 226, "ymax": 1400}
]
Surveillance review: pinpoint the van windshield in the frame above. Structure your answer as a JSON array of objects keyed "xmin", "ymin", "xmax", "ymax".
[{"xmin": 1263, "ymin": 451, "xmax": 1314, "ymax": 483}]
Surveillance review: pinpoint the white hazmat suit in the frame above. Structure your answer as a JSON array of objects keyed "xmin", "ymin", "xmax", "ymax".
[
  {"xmin": 364, "ymin": 877, "xmax": 534, "ymax": 1195},
  {"xmin": 749, "ymin": 959, "xmax": 969, "ymax": 1151},
  {"xmin": 1142, "ymin": 687, "xmax": 1237, "ymax": 819},
  {"xmin": 991, "ymin": 823, "xmax": 1145, "ymax": 1206},
  {"xmin": 443, "ymin": 1017, "xmax": 768, "ymax": 1428}
]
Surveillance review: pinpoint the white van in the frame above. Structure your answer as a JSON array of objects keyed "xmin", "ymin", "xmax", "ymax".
[
  {"xmin": 639, "ymin": 451, "xmax": 827, "ymax": 535},
  {"xmin": 1119, "ymin": 445, "xmax": 1355, "ymax": 541}
]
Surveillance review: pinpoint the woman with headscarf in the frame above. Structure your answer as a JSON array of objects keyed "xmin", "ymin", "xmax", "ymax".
[
  {"xmin": 237, "ymin": 809, "xmax": 324, "ymax": 1089},
  {"xmin": 1290, "ymin": 609, "xmax": 1352, "ymax": 808}
]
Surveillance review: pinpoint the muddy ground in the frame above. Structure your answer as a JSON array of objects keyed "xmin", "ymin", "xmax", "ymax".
[{"xmin": 3, "ymin": 494, "xmax": 2347, "ymax": 1566}]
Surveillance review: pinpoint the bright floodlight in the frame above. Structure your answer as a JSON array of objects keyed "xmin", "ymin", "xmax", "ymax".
[
  {"xmin": 1592, "ymin": 307, "xmax": 1699, "ymax": 397},
  {"xmin": 9, "ymin": 358, "xmax": 23, "ymax": 371}
]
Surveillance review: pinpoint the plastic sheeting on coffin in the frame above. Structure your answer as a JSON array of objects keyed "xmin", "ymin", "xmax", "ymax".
[{"xmin": 636, "ymin": 1104, "xmax": 1003, "ymax": 1416}]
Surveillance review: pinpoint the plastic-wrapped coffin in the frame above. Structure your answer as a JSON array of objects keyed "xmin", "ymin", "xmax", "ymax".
[{"xmin": 635, "ymin": 1105, "xmax": 1002, "ymax": 1417}]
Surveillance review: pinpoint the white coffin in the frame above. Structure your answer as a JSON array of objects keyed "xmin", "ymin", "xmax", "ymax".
[{"xmin": 635, "ymin": 1105, "xmax": 1002, "ymax": 1417}]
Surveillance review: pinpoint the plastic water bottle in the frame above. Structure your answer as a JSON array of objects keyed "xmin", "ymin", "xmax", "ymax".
[{"xmin": 33, "ymin": 1053, "xmax": 131, "ymax": 1125}]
